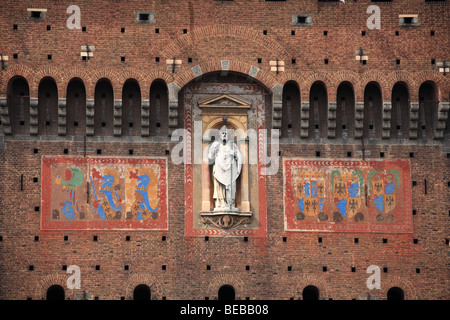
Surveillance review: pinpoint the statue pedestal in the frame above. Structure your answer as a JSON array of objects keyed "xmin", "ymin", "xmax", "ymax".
[
  {"xmin": 214, "ymin": 206, "xmax": 239, "ymax": 212},
  {"xmin": 200, "ymin": 210, "xmax": 252, "ymax": 229}
]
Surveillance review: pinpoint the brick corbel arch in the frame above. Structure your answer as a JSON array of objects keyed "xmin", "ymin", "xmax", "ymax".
[
  {"xmin": 358, "ymin": 69, "xmax": 389, "ymax": 102},
  {"xmin": 32, "ymin": 65, "xmax": 65, "ymax": 98},
  {"xmin": 173, "ymin": 58, "xmax": 277, "ymax": 91},
  {"xmin": 124, "ymin": 273, "xmax": 162, "ymax": 300},
  {"xmin": 300, "ymin": 71, "xmax": 332, "ymax": 102},
  {"xmin": 206, "ymin": 273, "xmax": 246, "ymax": 300},
  {"xmin": 170, "ymin": 59, "xmax": 278, "ymax": 132},
  {"xmin": 88, "ymin": 68, "xmax": 122, "ymax": 99},
  {"xmin": 117, "ymin": 68, "xmax": 173, "ymax": 101},
  {"xmin": 413, "ymin": 70, "xmax": 449, "ymax": 102},
  {"xmin": 380, "ymin": 275, "xmax": 418, "ymax": 300},
  {"xmin": 329, "ymin": 70, "xmax": 361, "ymax": 102},
  {"xmin": 60, "ymin": 67, "xmax": 92, "ymax": 96},
  {"xmin": 286, "ymin": 274, "xmax": 330, "ymax": 300},
  {"xmin": 33, "ymin": 273, "xmax": 68, "ymax": 300},
  {"xmin": 0, "ymin": 64, "xmax": 35, "ymax": 96},
  {"xmin": 385, "ymin": 71, "xmax": 416, "ymax": 102}
]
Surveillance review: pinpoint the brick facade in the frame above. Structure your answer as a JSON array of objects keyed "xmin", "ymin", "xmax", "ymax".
[{"xmin": 0, "ymin": 0, "xmax": 449, "ymax": 300}]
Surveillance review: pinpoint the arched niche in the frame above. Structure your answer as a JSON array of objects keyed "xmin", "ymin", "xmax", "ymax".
[
  {"xmin": 198, "ymin": 94, "xmax": 252, "ymax": 229},
  {"xmin": 7, "ymin": 76, "xmax": 30, "ymax": 135},
  {"xmin": 38, "ymin": 77, "xmax": 58, "ymax": 135},
  {"xmin": 281, "ymin": 81, "xmax": 301, "ymax": 139},
  {"xmin": 391, "ymin": 82, "xmax": 410, "ymax": 139},
  {"xmin": 363, "ymin": 81, "xmax": 383, "ymax": 139},
  {"xmin": 418, "ymin": 81, "xmax": 438, "ymax": 139},
  {"xmin": 122, "ymin": 79, "xmax": 141, "ymax": 136},
  {"xmin": 94, "ymin": 78, "xmax": 114, "ymax": 136},
  {"xmin": 66, "ymin": 78, "xmax": 86, "ymax": 136},
  {"xmin": 309, "ymin": 81, "xmax": 328, "ymax": 139},
  {"xmin": 336, "ymin": 81, "xmax": 355, "ymax": 139},
  {"xmin": 149, "ymin": 79, "xmax": 168, "ymax": 137}
]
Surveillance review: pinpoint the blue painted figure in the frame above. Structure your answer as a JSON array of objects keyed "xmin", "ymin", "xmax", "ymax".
[{"xmin": 337, "ymin": 198, "xmax": 347, "ymax": 216}]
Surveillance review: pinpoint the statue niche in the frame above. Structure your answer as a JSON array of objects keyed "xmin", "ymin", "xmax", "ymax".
[
  {"xmin": 209, "ymin": 125, "xmax": 243, "ymax": 211},
  {"xmin": 199, "ymin": 95, "xmax": 252, "ymax": 229}
]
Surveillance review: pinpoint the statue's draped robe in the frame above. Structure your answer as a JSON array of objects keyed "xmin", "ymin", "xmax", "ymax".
[{"xmin": 208, "ymin": 141, "xmax": 243, "ymax": 209}]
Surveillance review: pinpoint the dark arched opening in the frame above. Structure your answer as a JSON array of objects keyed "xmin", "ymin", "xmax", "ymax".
[
  {"xmin": 302, "ymin": 285, "xmax": 319, "ymax": 300},
  {"xmin": 309, "ymin": 81, "xmax": 328, "ymax": 139},
  {"xmin": 218, "ymin": 285, "xmax": 235, "ymax": 300},
  {"xmin": 122, "ymin": 79, "xmax": 141, "ymax": 136},
  {"xmin": 94, "ymin": 78, "xmax": 114, "ymax": 136},
  {"xmin": 66, "ymin": 78, "xmax": 86, "ymax": 136},
  {"xmin": 38, "ymin": 77, "xmax": 58, "ymax": 135},
  {"xmin": 7, "ymin": 76, "xmax": 30, "ymax": 135},
  {"xmin": 336, "ymin": 81, "xmax": 355, "ymax": 139},
  {"xmin": 387, "ymin": 287, "xmax": 404, "ymax": 300},
  {"xmin": 363, "ymin": 81, "xmax": 383, "ymax": 139},
  {"xmin": 281, "ymin": 81, "xmax": 301, "ymax": 139},
  {"xmin": 391, "ymin": 82, "xmax": 410, "ymax": 139},
  {"xmin": 149, "ymin": 80, "xmax": 168, "ymax": 137},
  {"xmin": 418, "ymin": 81, "xmax": 438, "ymax": 139},
  {"xmin": 133, "ymin": 284, "xmax": 151, "ymax": 300},
  {"xmin": 46, "ymin": 284, "xmax": 65, "ymax": 300}
]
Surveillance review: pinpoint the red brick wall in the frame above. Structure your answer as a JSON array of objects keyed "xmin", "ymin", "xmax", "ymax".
[{"xmin": 0, "ymin": 0, "xmax": 449, "ymax": 300}]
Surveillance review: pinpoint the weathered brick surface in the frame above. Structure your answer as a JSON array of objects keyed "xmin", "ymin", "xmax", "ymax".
[{"xmin": 0, "ymin": 0, "xmax": 449, "ymax": 300}]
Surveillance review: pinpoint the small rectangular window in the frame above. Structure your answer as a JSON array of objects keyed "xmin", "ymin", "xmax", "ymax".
[
  {"xmin": 137, "ymin": 12, "xmax": 156, "ymax": 23},
  {"xmin": 292, "ymin": 14, "xmax": 313, "ymax": 26},
  {"xmin": 399, "ymin": 15, "xmax": 420, "ymax": 26},
  {"xmin": 138, "ymin": 13, "xmax": 149, "ymax": 21},
  {"xmin": 28, "ymin": 9, "xmax": 46, "ymax": 20},
  {"xmin": 297, "ymin": 16, "xmax": 307, "ymax": 24}
]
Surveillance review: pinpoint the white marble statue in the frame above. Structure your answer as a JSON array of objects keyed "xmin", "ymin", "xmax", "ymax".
[{"xmin": 208, "ymin": 125, "xmax": 243, "ymax": 211}]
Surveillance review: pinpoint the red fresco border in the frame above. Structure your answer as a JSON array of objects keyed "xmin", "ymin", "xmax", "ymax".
[
  {"xmin": 41, "ymin": 156, "xmax": 168, "ymax": 230},
  {"xmin": 283, "ymin": 159, "xmax": 413, "ymax": 233}
]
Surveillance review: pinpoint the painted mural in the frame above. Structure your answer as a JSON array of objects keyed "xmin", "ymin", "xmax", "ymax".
[
  {"xmin": 284, "ymin": 159, "xmax": 412, "ymax": 233},
  {"xmin": 41, "ymin": 156, "xmax": 168, "ymax": 230}
]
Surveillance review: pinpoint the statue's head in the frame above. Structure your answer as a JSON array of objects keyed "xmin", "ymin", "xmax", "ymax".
[{"xmin": 220, "ymin": 125, "xmax": 228, "ymax": 143}]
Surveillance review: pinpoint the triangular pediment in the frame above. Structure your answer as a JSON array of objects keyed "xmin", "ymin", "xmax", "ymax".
[{"xmin": 198, "ymin": 94, "xmax": 251, "ymax": 109}]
